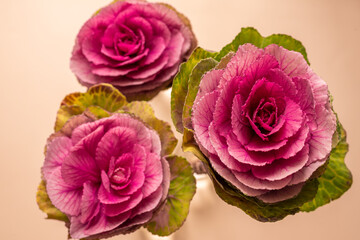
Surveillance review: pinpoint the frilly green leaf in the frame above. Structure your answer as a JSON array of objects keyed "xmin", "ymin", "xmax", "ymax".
[
  {"xmin": 55, "ymin": 84, "xmax": 127, "ymax": 131},
  {"xmin": 171, "ymin": 47, "xmax": 217, "ymax": 133},
  {"xmin": 215, "ymin": 27, "xmax": 309, "ymax": 64},
  {"xmin": 182, "ymin": 128, "xmax": 207, "ymax": 163},
  {"xmin": 300, "ymin": 123, "xmax": 352, "ymax": 212},
  {"xmin": 121, "ymin": 101, "xmax": 178, "ymax": 156},
  {"xmin": 145, "ymin": 155, "xmax": 196, "ymax": 236}
]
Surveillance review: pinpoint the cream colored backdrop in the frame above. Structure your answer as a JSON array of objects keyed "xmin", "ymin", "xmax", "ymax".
[{"xmin": 0, "ymin": 0, "xmax": 359, "ymax": 239}]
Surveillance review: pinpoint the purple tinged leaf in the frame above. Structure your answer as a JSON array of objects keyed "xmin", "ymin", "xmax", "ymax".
[
  {"xmin": 209, "ymin": 154, "xmax": 266, "ymax": 197},
  {"xmin": 233, "ymin": 171, "xmax": 292, "ymax": 191},
  {"xmin": 257, "ymin": 183, "xmax": 305, "ymax": 203},
  {"xmin": 145, "ymin": 155, "xmax": 195, "ymax": 236}
]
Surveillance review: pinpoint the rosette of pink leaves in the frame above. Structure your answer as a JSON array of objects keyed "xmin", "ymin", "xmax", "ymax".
[
  {"xmin": 192, "ymin": 43, "xmax": 336, "ymax": 203},
  {"xmin": 70, "ymin": 0, "xmax": 197, "ymax": 101},
  {"xmin": 37, "ymin": 84, "xmax": 196, "ymax": 239},
  {"xmin": 171, "ymin": 27, "xmax": 351, "ymax": 221}
]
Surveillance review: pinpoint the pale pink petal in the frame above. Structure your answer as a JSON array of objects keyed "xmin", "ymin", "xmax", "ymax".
[
  {"xmin": 264, "ymin": 44, "xmax": 309, "ymax": 78},
  {"xmin": 289, "ymin": 158, "xmax": 326, "ymax": 185},
  {"xmin": 252, "ymin": 145, "xmax": 309, "ymax": 181},
  {"xmin": 141, "ymin": 153, "xmax": 163, "ymax": 198},
  {"xmin": 192, "ymin": 91, "xmax": 219, "ymax": 154},
  {"xmin": 195, "ymin": 69, "xmax": 224, "ymax": 102},
  {"xmin": 244, "ymin": 135, "xmax": 288, "ymax": 152},
  {"xmin": 227, "ymin": 132, "xmax": 276, "ymax": 166},
  {"xmin": 308, "ymin": 106, "xmax": 336, "ymax": 164},
  {"xmin": 213, "ymin": 76, "xmax": 240, "ymax": 137},
  {"xmin": 209, "ymin": 123, "xmax": 251, "ymax": 172},
  {"xmin": 221, "ymin": 43, "xmax": 264, "ymax": 87},
  {"xmin": 109, "ymin": 114, "xmax": 160, "ymax": 155},
  {"xmin": 307, "ymin": 70, "xmax": 330, "ymax": 106},
  {"xmin": 46, "ymin": 168, "xmax": 82, "ymax": 216},
  {"xmin": 42, "ymin": 137, "xmax": 72, "ymax": 180},
  {"xmin": 274, "ymin": 123, "xmax": 310, "ymax": 160},
  {"xmin": 231, "ymin": 94, "xmax": 254, "ymax": 146},
  {"xmin": 292, "ymin": 77, "xmax": 315, "ymax": 117}
]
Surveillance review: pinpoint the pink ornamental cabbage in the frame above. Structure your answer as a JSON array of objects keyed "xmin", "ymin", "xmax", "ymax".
[
  {"xmin": 42, "ymin": 113, "xmax": 170, "ymax": 239},
  {"xmin": 70, "ymin": 0, "xmax": 197, "ymax": 100},
  {"xmin": 192, "ymin": 44, "xmax": 336, "ymax": 203}
]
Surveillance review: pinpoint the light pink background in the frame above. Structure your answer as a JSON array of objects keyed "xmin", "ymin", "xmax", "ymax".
[{"xmin": 1, "ymin": 0, "xmax": 359, "ymax": 239}]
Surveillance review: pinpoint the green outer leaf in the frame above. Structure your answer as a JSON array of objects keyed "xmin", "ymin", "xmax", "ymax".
[
  {"xmin": 145, "ymin": 155, "xmax": 196, "ymax": 236},
  {"xmin": 182, "ymin": 128, "xmax": 207, "ymax": 163},
  {"xmin": 55, "ymin": 84, "xmax": 127, "ymax": 131},
  {"xmin": 212, "ymin": 173, "xmax": 318, "ymax": 222},
  {"xmin": 214, "ymin": 27, "xmax": 309, "ymax": 64},
  {"xmin": 182, "ymin": 58, "xmax": 218, "ymax": 130},
  {"xmin": 121, "ymin": 101, "xmax": 178, "ymax": 156},
  {"xmin": 86, "ymin": 105, "xmax": 111, "ymax": 119},
  {"xmin": 171, "ymin": 47, "xmax": 217, "ymax": 133},
  {"xmin": 36, "ymin": 180, "xmax": 68, "ymax": 222},
  {"xmin": 300, "ymin": 123, "xmax": 352, "ymax": 212}
]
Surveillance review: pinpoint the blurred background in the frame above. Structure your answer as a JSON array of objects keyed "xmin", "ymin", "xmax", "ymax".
[{"xmin": 0, "ymin": 0, "xmax": 359, "ymax": 239}]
